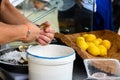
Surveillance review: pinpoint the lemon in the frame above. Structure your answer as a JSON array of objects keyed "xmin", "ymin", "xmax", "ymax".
[
  {"xmin": 98, "ymin": 45, "xmax": 107, "ymax": 56},
  {"xmin": 87, "ymin": 44, "xmax": 100, "ymax": 56},
  {"xmin": 77, "ymin": 39, "xmax": 88, "ymax": 50},
  {"xmin": 86, "ymin": 42, "xmax": 95, "ymax": 47},
  {"xmin": 84, "ymin": 34, "xmax": 96, "ymax": 42},
  {"xmin": 93, "ymin": 39, "xmax": 100, "ymax": 46},
  {"xmin": 82, "ymin": 33, "xmax": 89, "ymax": 38},
  {"xmin": 101, "ymin": 40, "xmax": 111, "ymax": 49},
  {"xmin": 96, "ymin": 38, "xmax": 102, "ymax": 44},
  {"xmin": 76, "ymin": 36, "xmax": 85, "ymax": 41}
]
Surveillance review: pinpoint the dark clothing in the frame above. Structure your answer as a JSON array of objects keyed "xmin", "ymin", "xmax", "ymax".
[
  {"xmin": 93, "ymin": 0, "xmax": 114, "ymax": 31},
  {"xmin": 0, "ymin": 0, "xmax": 1, "ymax": 3},
  {"xmin": 74, "ymin": 5, "xmax": 93, "ymax": 32},
  {"xmin": 75, "ymin": 0, "xmax": 114, "ymax": 32}
]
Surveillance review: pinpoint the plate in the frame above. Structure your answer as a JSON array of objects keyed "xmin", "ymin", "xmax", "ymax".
[{"xmin": 0, "ymin": 48, "xmax": 28, "ymax": 73}]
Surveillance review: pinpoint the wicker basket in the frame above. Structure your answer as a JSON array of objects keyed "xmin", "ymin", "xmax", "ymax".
[{"xmin": 55, "ymin": 30, "xmax": 120, "ymax": 74}]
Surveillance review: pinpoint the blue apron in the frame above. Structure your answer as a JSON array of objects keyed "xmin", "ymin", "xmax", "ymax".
[{"xmin": 93, "ymin": 0, "xmax": 114, "ymax": 31}]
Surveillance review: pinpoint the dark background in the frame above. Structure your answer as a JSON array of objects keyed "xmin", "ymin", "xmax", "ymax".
[{"xmin": 58, "ymin": 0, "xmax": 120, "ymax": 33}]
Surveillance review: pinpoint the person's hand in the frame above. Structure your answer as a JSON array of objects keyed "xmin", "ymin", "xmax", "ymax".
[
  {"xmin": 22, "ymin": 22, "xmax": 41, "ymax": 43},
  {"xmin": 36, "ymin": 21, "xmax": 55, "ymax": 45}
]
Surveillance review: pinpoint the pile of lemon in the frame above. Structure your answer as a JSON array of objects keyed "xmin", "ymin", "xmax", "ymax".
[{"xmin": 76, "ymin": 34, "xmax": 111, "ymax": 57}]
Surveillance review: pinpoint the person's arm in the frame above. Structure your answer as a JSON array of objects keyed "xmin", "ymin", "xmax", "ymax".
[
  {"xmin": 0, "ymin": 22, "xmax": 28, "ymax": 44},
  {"xmin": 0, "ymin": 0, "xmax": 55, "ymax": 45},
  {"xmin": 0, "ymin": 0, "xmax": 29, "ymax": 24},
  {"xmin": 0, "ymin": 21, "xmax": 54, "ymax": 45}
]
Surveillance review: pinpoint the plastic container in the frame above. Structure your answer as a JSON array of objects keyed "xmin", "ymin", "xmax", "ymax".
[
  {"xmin": 84, "ymin": 59, "xmax": 120, "ymax": 80},
  {"xmin": 26, "ymin": 44, "xmax": 76, "ymax": 80}
]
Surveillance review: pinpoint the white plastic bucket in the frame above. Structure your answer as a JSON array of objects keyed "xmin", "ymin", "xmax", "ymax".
[{"xmin": 26, "ymin": 44, "xmax": 76, "ymax": 80}]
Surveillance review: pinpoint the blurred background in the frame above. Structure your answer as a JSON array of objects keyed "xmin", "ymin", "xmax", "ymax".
[
  {"xmin": 11, "ymin": 0, "xmax": 120, "ymax": 34},
  {"xmin": 1, "ymin": 0, "xmax": 120, "ymax": 48}
]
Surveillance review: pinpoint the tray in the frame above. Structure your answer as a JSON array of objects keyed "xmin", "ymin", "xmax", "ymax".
[{"xmin": 0, "ymin": 48, "xmax": 28, "ymax": 73}]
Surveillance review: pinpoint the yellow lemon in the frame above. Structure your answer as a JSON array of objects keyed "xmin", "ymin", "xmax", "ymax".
[
  {"xmin": 77, "ymin": 40, "xmax": 88, "ymax": 51},
  {"xmin": 82, "ymin": 33, "xmax": 89, "ymax": 38},
  {"xmin": 87, "ymin": 44, "xmax": 100, "ymax": 56},
  {"xmin": 84, "ymin": 34, "xmax": 96, "ymax": 42},
  {"xmin": 101, "ymin": 40, "xmax": 111, "ymax": 49},
  {"xmin": 96, "ymin": 38, "xmax": 103, "ymax": 44},
  {"xmin": 86, "ymin": 42, "xmax": 95, "ymax": 47},
  {"xmin": 93, "ymin": 39, "xmax": 100, "ymax": 46},
  {"xmin": 76, "ymin": 36, "xmax": 85, "ymax": 41},
  {"xmin": 98, "ymin": 45, "xmax": 107, "ymax": 56}
]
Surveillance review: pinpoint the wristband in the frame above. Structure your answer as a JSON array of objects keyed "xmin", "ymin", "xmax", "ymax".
[{"xmin": 23, "ymin": 24, "xmax": 30, "ymax": 42}]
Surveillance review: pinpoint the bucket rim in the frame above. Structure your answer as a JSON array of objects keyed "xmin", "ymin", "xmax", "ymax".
[
  {"xmin": 26, "ymin": 44, "xmax": 75, "ymax": 59},
  {"xmin": 27, "ymin": 52, "xmax": 75, "ymax": 59}
]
